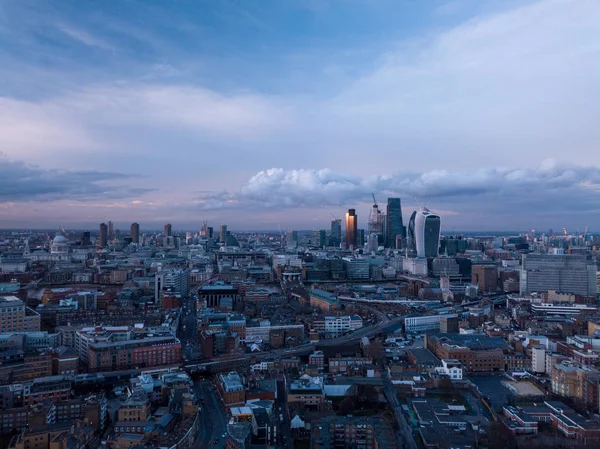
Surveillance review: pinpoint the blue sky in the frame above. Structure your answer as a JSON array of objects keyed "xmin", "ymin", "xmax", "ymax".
[{"xmin": 1, "ymin": 0, "xmax": 600, "ymax": 231}]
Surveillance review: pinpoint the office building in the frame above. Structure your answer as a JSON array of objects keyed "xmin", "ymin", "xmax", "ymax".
[
  {"xmin": 405, "ymin": 210, "xmax": 417, "ymax": 256},
  {"xmin": 440, "ymin": 315, "xmax": 459, "ymax": 333},
  {"xmin": 130, "ymin": 222, "xmax": 140, "ymax": 244},
  {"xmin": 414, "ymin": 207, "xmax": 441, "ymax": 258},
  {"xmin": 311, "ymin": 230, "xmax": 326, "ymax": 248},
  {"xmin": 220, "ymin": 225, "xmax": 228, "ymax": 244},
  {"xmin": 81, "ymin": 231, "xmax": 91, "ymax": 246},
  {"xmin": 217, "ymin": 372, "xmax": 246, "ymax": 408},
  {"xmin": 87, "ymin": 336, "xmax": 181, "ymax": 371},
  {"xmin": 357, "ymin": 229, "xmax": 365, "ymax": 247},
  {"xmin": 386, "ymin": 197, "xmax": 404, "ymax": 248},
  {"xmin": 155, "ymin": 270, "xmax": 189, "ymax": 302},
  {"xmin": 472, "ymin": 264, "xmax": 498, "ymax": 293},
  {"xmin": 313, "ymin": 315, "xmax": 363, "ymax": 335},
  {"xmin": 405, "ymin": 315, "xmax": 444, "ymax": 333},
  {"xmin": 199, "ymin": 282, "xmax": 241, "ymax": 310},
  {"xmin": 309, "ymin": 289, "xmax": 339, "ymax": 312},
  {"xmin": 367, "ymin": 233, "xmax": 378, "ymax": 252},
  {"xmin": 330, "ymin": 219, "xmax": 341, "ymax": 246},
  {"xmin": 286, "ymin": 230, "xmax": 298, "ymax": 248},
  {"xmin": 531, "ymin": 345, "xmax": 546, "ymax": 373},
  {"xmin": 311, "ymin": 416, "xmax": 398, "ymax": 449},
  {"xmin": 345, "ymin": 209, "xmax": 357, "ymax": 249},
  {"xmin": 368, "ymin": 198, "xmax": 385, "ymax": 245},
  {"xmin": 98, "ymin": 223, "xmax": 108, "ymax": 247},
  {"xmin": 164, "ymin": 223, "xmax": 172, "ymax": 237},
  {"xmin": 108, "ymin": 221, "xmax": 114, "ymax": 240},
  {"xmin": 520, "ymin": 254, "xmax": 597, "ymax": 297},
  {"xmin": 0, "ymin": 296, "xmax": 41, "ymax": 332},
  {"xmin": 342, "ymin": 257, "xmax": 369, "ymax": 280}
]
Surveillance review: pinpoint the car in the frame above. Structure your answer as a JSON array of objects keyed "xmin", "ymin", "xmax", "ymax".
[
  {"xmin": 213, "ymin": 438, "xmax": 219, "ymax": 444},
  {"xmin": 222, "ymin": 433, "xmax": 226, "ymax": 438}
]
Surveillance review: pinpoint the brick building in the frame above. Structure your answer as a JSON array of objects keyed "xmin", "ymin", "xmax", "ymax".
[
  {"xmin": 472, "ymin": 265, "xmax": 498, "ymax": 293},
  {"xmin": 217, "ymin": 372, "xmax": 246, "ymax": 408},
  {"xmin": 88, "ymin": 336, "xmax": 181, "ymax": 371}
]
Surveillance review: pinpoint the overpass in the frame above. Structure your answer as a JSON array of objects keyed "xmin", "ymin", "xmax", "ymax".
[
  {"xmin": 339, "ymin": 295, "xmax": 440, "ymax": 307},
  {"xmin": 184, "ymin": 316, "xmax": 405, "ymax": 374}
]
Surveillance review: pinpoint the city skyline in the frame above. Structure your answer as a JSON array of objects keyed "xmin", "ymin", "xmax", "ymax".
[{"xmin": 1, "ymin": 1, "xmax": 600, "ymax": 229}]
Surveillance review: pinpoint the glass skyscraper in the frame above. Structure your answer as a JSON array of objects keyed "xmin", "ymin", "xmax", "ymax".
[
  {"xmin": 415, "ymin": 207, "xmax": 441, "ymax": 258},
  {"xmin": 386, "ymin": 197, "xmax": 404, "ymax": 248},
  {"xmin": 330, "ymin": 219, "xmax": 342, "ymax": 246},
  {"xmin": 345, "ymin": 209, "xmax": 357, "ymax": 249}
]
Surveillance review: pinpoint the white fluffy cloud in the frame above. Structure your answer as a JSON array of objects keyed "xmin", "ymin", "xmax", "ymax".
[{"xmin": 195, "ymin": 160, "xmax": 600, "ymax": 214}]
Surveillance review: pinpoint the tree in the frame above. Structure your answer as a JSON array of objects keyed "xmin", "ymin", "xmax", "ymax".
[
  {"xmin": 338, "ymin": 396, "xmax": 356, "ymax": 415},
  {"xmin": 485, "ymin": 421, "xmax": 517, "ymax": 449},
  {"xmin": 357, "ymin": 384, "xmax": 379, "ymax": 404}
]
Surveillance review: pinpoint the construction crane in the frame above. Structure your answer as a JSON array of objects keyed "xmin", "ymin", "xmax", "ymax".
[
  {"xmin": 372, "ymin": 193, "xmax": 378, "ymax": 206},
  {"xmin": 584, "ymin": 225, "xmax": 589, "ymax": 241}
]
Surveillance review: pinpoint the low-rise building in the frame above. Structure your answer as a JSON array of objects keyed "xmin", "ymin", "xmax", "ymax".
[{"xmin": 217, "ymin": 372, "xmax": 245, "ymax": 408}]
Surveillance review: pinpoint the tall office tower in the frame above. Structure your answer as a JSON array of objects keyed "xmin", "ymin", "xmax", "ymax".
[
  {"xmin": 407, "ymin": 211, "xmax": 417, "ymax": 254},
  {"xmin": 357, "ymin": 229, "xmax": 365, "ymax": 247},
  {"xmin": 368, "ymin": 198, "xmax": 385, "ymax": 245},
  {"xmin": 200, "ymin": 221, "xmax": 208, "ymax": 237},
  {"xmin": 386, "ymin": 198, "xmax": 404, "ymax": 248},
  {"xmin": 207, "ymin": 227, "xmax": 214, "ymax": 239},
  {"xmin": 82, "ymin": 231, "xmax": 91, "ymax": 246},
  {"xmin": 414, "ymin": 206, "xmax": 441, "ymax": 258},
  {"xmin": 367, "ymin": 233, "xmax": 379, "ymax": 252},
  {"xmin": 130, "ymin": 222, "xmax": 140, "ymax": 244},
  {"xmin": 108, "ymin": 221, "xmax": 114, "ymax": 240},
  {"xmin": 520, "ymin": 254, "xmax": 597, "ymax": 297},
  {"xmin": 330, "ymin": 219, "xmax": 342, "ymax": 246},
  {"xmin": 164, "ymin": 223, "xmax": 172, "ymax": 237},
  {"xmin": 312, "ymin": 230, "xmax": 327, "ymax": 248},
  {"xmin": 99, "ymin": 223, "xmax": 108, "ymax": 247},
  {"xmin": 219, "ymin": 225, "xmax": 228, "ymax": 243},
  {"xmin": 345, "ymin": 209, "xmax": 357, "ymax": 249}
]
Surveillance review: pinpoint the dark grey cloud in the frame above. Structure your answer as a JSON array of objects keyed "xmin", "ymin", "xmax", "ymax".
[{"xmin": 0, "ymin": 158, "xmax": 153, "ymax": 201}]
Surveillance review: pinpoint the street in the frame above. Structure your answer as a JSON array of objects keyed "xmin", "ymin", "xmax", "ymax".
[
  {"xmin": 383, "ymin": 373, "xmax": 418, "ymax": 449},
  {"xmin": 193, "ymin": 379, "xmax": 229, "ymax": 449}
]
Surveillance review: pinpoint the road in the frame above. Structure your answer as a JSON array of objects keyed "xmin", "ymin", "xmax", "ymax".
[
  {"xmin": 193, "ymin": 379, "xmax": 228, "ymax": 449},
  {"xmin": 180, "ymin": 290, "xmax": 201, "ymax": 361},
  {"xmin": 277, "ymin": 374, "xmax": 293, "ymax": 449},
  {"xmin": 383, "ymin": 373, "xmax": 418, "ymax": 449}
]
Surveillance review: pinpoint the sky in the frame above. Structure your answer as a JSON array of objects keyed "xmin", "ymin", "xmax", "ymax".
[{"xmin": 1, "ymin": 0, "xmax": 600, "ymax": 232}]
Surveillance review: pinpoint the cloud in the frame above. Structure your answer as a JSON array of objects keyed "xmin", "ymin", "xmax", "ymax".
[
  {"xmin": 0, "ymin": 158, "xmax": 152, "ymax": 202},
  {"xmin": 194, "ymin": 161, "xmax": 600, "ymax": 217},
  {"xmin": 0, "ymin": 82, "xmax": 294, "ymax": 165},
  {"xmin": 56, "ymin": 24, "xmax": 114, "ymax": 51}
]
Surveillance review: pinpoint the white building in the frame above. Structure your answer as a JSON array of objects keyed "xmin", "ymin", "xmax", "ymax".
[
  {"xmin": 403, "ymin": 257, "xmax": 428, "ymax": 276},
  {"xmin": 435, "ymin": 359, "xmax": 463, "ymax": 380},
  {"xmin": 315, "ymin": 315, "xmax": 363, "ymax": 335},
  {"xmin": 405, "ymin": 315, "xmax": 442, "ymax": 333},
  {"xmin": 531, "ymin": 344, "xmax": 546, "ymax": 373},
  {"xmin": 414, "ymin": 207, "xmax": 441, "ymax": 258},
  {"xmin": 155, "ymin": 269, "xmax": 189, "ymax": 301}
]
